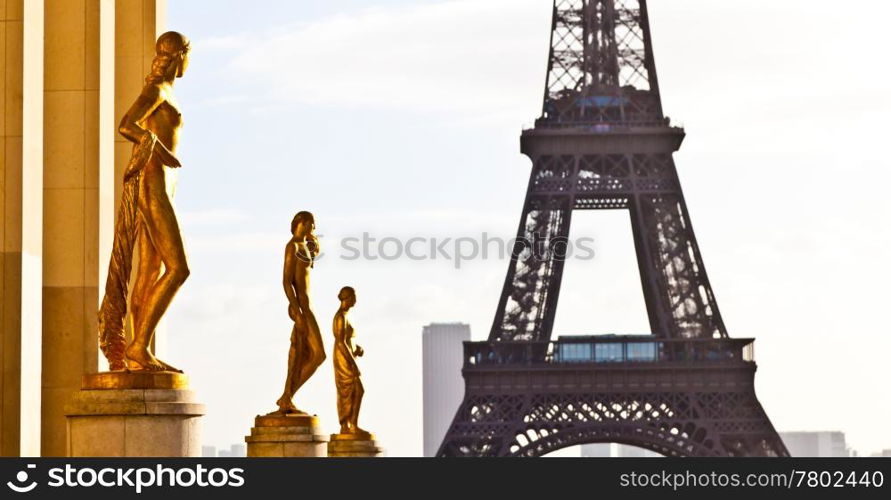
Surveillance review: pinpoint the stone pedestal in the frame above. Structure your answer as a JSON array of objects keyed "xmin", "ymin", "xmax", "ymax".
[
  {"xmin": 64, "ymin": 372, "xmax": 204, "ymax": 457},
  {"xmin": 245, "ymin": 414, "xmax": 328, "ymax": 457},
  {"xmin": 328, "ymin": 434, "xmax": 384, "ymax": 457}
]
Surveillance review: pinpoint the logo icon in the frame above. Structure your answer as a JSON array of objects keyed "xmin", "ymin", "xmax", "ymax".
[{"xmin": 7, "ymin": 464, "xmax": 37, "ymax": 493}]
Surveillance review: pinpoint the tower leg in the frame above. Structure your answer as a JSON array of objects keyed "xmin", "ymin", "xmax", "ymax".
[{"xmin": 489, "ymin": 197, "xmax": 573, "ymax": 342}]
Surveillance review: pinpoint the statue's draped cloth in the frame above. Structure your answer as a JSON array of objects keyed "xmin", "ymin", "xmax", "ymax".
[
  {"xmin": 97, "ymin": 132, "xmax": 156, "ymax": 369},
  {"xmin": 333, "ymin": 335, "xmax": 362, "ymax": 425}
]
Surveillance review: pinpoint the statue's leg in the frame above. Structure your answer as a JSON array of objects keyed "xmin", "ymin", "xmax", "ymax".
[
  {"xmin": 288, "ymin": 266, "xmax": 324, "ymax": 394},
  {"xmin": 128, "ymin": 222, "xmax": 162, "ymax": 367},
  {"xmin": 127, "ymin": 173, "xmax": 188, "ymax": 372},
  {"xmin": 336, "ymin": 379, "xmax": 349, "ymax": 433},
  {"xmin": 350, "ymin": 378, "xmax": 368, "ymax": 435},
  {"xmin": 292, "ymin": 307, "xmax": 325, "ymax": 392},
  {"xmin": 334, "ymin": 376, "xmax": 355, "ymax": 434},
  {"xmin": 276, "ymin": 324, "xmax": 302, "ymax": 412},
  {"xmin": 293, "ymin": 321, "xmax": 324, "ymax": 392},
  {"xmin": 289, "ymin": 314, "xmax": 309, "ymax": 394}
]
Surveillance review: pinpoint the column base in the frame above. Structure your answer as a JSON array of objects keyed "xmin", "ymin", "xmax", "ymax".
[
  {"xmin": 64, "ymin": 371, "xmax": 204, "ymax": 457},
  {"xmin": 245, "ymin": 414, "xmax": 328, "ymax": 457},
  {"xmin": 328, "ymin": 433, "xmax": 384, "ymax": 457}
]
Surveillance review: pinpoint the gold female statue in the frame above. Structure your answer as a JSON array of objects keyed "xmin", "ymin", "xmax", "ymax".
[
  {"xmin": 332, "ymin": 286, "xmax": 370, "ymax": 436},
  {"xmin": 275, "ymin": 211, "xmax": 326, "ymax": 414},
  {"xmin": 98, "ymin": 32, "xmax": 190, "ymax": 372}
]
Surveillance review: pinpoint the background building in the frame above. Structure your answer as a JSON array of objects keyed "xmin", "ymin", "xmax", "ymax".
[
  {"xmin": 422, "ymin": 322, "xmax": 470, "ymax": 457},
  {"xmin": 581, "ymin": 444, "xmax": 661, "ymax": 458},
  {"xmin": 615, "ymin": 445, "xmax": 660, "ymax": 458},
  {"xmin": 216, "ymin": 443, "xmax": 246, "ymax": 457},
  {"xmin": 201, "ymin": 443, "xmax": 245, "ymax": 457},
  {"xmin": 580, "ymin": 444, "xmax": 610, "ymax": 457},
  {"xmin": 780, "ymin": 431, "xmax": 850, "ymax": 457}
]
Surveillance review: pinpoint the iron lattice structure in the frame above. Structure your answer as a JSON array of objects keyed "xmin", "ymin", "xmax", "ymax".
[{"xmin": 437, "ymin": 0, "xmax": 787, "ymax": 457}]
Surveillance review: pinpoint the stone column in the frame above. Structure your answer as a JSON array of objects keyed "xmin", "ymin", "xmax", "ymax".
[
  {"xmin": 41, "ymin": 0, "xmax": 163, "ymax": 457},
  {"xmin": 2, "ymin": 0, "xmax": 167, "ymax": 457},
  {"xmin": 1, "ymin": 0, "xmax": 43, "ymax": 458},
  {"xmin": 113, "ymin": 0, "xmax": 162, "ymax": 210},
  {"xmin": 0, "ymin": 0, "xmax": 25, "ymax": 457},
  {"xmin": 40, "ymin": 0, "xmax": 104, "ymax": 457}
]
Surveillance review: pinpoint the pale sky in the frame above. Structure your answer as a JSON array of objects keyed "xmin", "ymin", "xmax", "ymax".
[{"xmin": 160, "ymin": 0, "xmax": 891, "ymax": 456}]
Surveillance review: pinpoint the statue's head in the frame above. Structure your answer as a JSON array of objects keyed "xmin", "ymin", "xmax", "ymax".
[
  {"xmin": 146, "ymin": 31, "xmax": 190, "ymax": 84},
  {"xmin": 290, "ymin": 211, "xmax": 315, "ymax": 239},
  {"xmin": 338, "ymin": 286, "xmax": 357, "ymax": 307}
]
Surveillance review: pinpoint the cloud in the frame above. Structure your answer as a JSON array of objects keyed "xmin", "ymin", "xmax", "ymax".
[
  {"xmin": 180, "ymin": 208, "xmax": 251, "ymax": 226},
  {"xmin": 197, "ymin": 34, "xmax": 250, "ymax": 51},
  {"xmin": 185, "ymin": 231, "xmax": 281, "ymax": 253},
  {"xmin": 221, "ymin": 0, "xmax": 550, "ymax": 114},
  {"xmin": 323, "ymin": 208, "xmax": 515, "ymax": 230}
]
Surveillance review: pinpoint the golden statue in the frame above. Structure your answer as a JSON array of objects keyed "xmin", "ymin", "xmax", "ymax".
[
  {"xmin": 97, "ymin": 32, "xmax": 190, "ymax": 372},
  {"xmin": 332, "ymin": 286, "xmax": 370, "ymax": 436},
  {"xmin": 274, "ymin": 211, "xmax": 326, "ymax": 414}
]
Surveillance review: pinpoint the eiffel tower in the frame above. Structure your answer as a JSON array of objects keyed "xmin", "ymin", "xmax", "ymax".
[{"xmin": 437, "ymin": 0, "xmax": 788, "ymax": 457}]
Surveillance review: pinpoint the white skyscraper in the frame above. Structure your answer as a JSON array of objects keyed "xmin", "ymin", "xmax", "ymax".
[
  {"xmin": 780, "ymin": 431, "xmax": 850, "ymax": 457},
  {"xmin": 580, "ymin": 443, "xmax": 661, "ymax": 457},
  {"xmin": 422, "ymin": 322, "xmax": 471, "ymax": 457}
]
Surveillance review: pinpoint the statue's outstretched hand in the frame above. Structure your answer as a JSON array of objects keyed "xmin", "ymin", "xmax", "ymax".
[{"xmin": 354, "ymin": 345, "xmax": 364, "ymax": 357}]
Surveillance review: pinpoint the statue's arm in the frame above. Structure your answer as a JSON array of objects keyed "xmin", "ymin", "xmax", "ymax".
[
  {"xmin": 117, "ymin": 84, "xmax": 180, "ymax": 167},
  {"xmin": 307, "ymin": 233, "xmax": 320, "ymax": 259},
  {"xmin": 282, "ymin": 244, "xmax": 298, "ymax": 316},
  {"xmin": 118, "ymin": 84, "xmax": 161, "ymax": 143}
]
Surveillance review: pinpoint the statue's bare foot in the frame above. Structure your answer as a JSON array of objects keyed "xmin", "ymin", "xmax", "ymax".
[
  {"xmin": 285, "ymin": 408, "xmax": 310, "ymax": 416},
  {"xmin": 344, "ymin": 425, "xmax": 371, "ymax": 437},
  {"xmin": 354, "ymin": 427, "xmax": 371, "ymax": 437},
  {"xmin": 154, "ymin": 358, "xmax": 183, "ymax": 373},
  {"xmin": 273, "ymin": 397, "xmax": 309, "ymax": 416},
  {"xmin": 125, "ymin": 344, "xmax": 165, "ymax": 371},
  {"xmin": 275, "ymin": 397, "xmax": 297, "ymax": 413}
]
